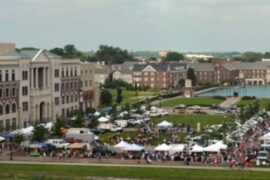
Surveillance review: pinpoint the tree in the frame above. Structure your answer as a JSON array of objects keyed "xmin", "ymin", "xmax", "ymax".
[
  {"xmin": 242, "ymin": 52, "xmax": 263, "ymax": 62},
  {"xmin": 13, "ymin": 134, "xmax": 24, "ymax": 145},
  {"xmin": 32, "ymin": 123, "xmax": 48, "ymax": 142},
  {"xmin": 178, "ymin": 79, "xmax": 185, "ymax": 87},
  {"xmin": 49, "ymin": 48, "xmax": 65, "ymax": 56},
  {"xmin": 72, "ymin": 113, "xmax": 85, "ymax": 128},
  {"xmin": 100, "ymin": 89, "xmax": 113, "ymax": 106},
  {"xmin": 164, "ymin": 52, "xmax": 184, "ymax": 61},
  {"xmin": 95, "ymin": 45, "xmax": 135, "ymax": 64},
  {"xmin": 264, "ymin": 52, "xmax": 270, "ymax": 59},
  {"xmin": 187, "ymin": 68, "xmax": 197, "ymax": 86},
  {"xmin": 52, "ymin": 116, "xmax": 65, "ymax": 138},
  {"xmin": 116, "ymin": 88, "xmax": 123, "ymax": 104}
]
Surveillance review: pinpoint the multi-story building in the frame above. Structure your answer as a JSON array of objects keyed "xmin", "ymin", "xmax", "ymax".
[
  {"xmin": 0, "ymin": 44, "xmax": 99, "ymax": 132},
  {"xmin": 80, "ymin": 62, "xmax": 100, "ymax": 112},
  {"xmin": 132, "ymin": 63, "xmax": 187, "ymax": 89}
]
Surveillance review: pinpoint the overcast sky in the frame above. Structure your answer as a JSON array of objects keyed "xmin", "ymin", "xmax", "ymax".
[{"xmin": 1, "ymin": 0, "xmax": 270, "ymax": 52}]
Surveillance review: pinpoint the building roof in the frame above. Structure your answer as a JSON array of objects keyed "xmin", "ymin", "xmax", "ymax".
[
  {"xmin": 133, "ymin": 62, "xmax": 187, "ymax": 72},
  {"xmin": 187, "ymin": 62, "xmax": 215, "ymax": 72},
  {"xmin": 2, "ymin": 49, "xmax": 60, "ymax": 59},
  {"xmin": 223, "ymin": 61, "xmax": 270, "ymax": 70}
]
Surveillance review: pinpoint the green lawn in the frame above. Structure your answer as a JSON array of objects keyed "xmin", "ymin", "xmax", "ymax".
[
  {"xmin": 111, "ymin": 89, "xmax": 158, "ymax": 104},
  {"xmin": 1, "ymin": 164, "xmax": 270, "ymax": 180},
  {"xmin": 151, "ymin": 115, "xmax": 229, "ymax": 129},
  {"xmin": 99, "ymin": 131, "xmax": 139, "ymax": 142},
  {"xmin": 237, "ymin": 98, "xmax": 270, "ymax": 109},
  {"xmin": 162, "ymin": 97, "xmax": 224, "ymax": 107}
]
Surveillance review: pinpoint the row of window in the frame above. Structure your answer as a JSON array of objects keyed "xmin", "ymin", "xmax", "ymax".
[
  {"xmin": 0, "ymin": 103, "xmax": 17, "ymax": 115},
  {"xmin": 62, "ymin": 94, "xmax": 78, "ymax": 104},
  {"xmin": 61, "ymin": 81, "xmax": 80, "ymax": 91},
  {"xmin": 62, "ymin": 106, "xmax": 78, "ymax": 117},
  {"xmin": 84, "ymin": 80, "xmax": 92, "ymax": 88},
  {"xmin": 61, "ymin": 67, "xmax": 78, "ymax": 77},
  {"xmin": 0, "ymin": 69, "xmax": 16, "ymax": 82},
  {"xmin": 0, "ymin": 88, "xmax": 17, "ymax": 98},
  {"xmin": 0, "ymin": 118, "xmax": 16, "ymax": 132}
]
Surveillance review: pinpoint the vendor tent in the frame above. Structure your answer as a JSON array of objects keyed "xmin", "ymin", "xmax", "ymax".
[
  {"xmin": 169, "ymin": 144, "xmax": 186, "ymax": 153},
  {"xmin": 155, "ymin": 143, "xmax": 171, "ymax": 151},
  {"xmin": 215, "ymin": 141, "xmax": 228, "ymax": 149},
  {"xmin": 123, "ymin": 143, "xmax": 144, "ymax": 151},
  {"xmin": 98, "ymin": 116, "xmax": 109, "ymax": 123},
  {"xmin": 191, "ymin": 144, "xmax": 204, "ymax": 153},
  {"xmin": 114, "ymin": 140, "xmax": 130, "ymax": 149},
  {"xmin": 0, "ymin": 136, "xmax": 5, "ymax": 142},
  {"xmin": 68, "ymin": 143, "xmax": 87, "ymax": 149},
  {"xmin": 260, "ymin": 132, "xmax": 270, "ymax": 141},
  {"xmin": 204, "ymin": 141, "xmax": 227, "ymax": 152},
  {"xmin": 157, "ymin": 121, "xmax": 173, "ymax": 128}
]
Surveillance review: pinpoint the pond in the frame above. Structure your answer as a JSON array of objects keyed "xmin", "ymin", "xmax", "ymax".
[{"xmin": 198, "ymin": 85, "xmax": 270, "ymax": 98}]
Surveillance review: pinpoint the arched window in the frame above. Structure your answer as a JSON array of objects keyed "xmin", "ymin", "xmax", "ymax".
[
  {"xmin": 5, "ymin": 104, "xmax": 10, "ymax": 114},
  {"xmin": 5, "ymin": 70, "xmax": 9, "ymax": 81},
  {"xmin": 0, "ymin": 105, "xmax": 3, "ymax": 115},
  {"xmin": 12, "ymin": 69, "xmax": 15, "ymax": 81},
  {"xmin": 12, "ymin": 103, "xmax": 16, "ymax": 113}
]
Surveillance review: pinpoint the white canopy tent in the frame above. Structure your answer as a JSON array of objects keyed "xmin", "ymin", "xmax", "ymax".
[
  {"xmin": 123, "ymin": 143, "xmax": 144, "ymax": 151},
  {"xmin": 204, "ymin": 141, "xmax": 227, "ymax": 152},
  {"xmin": 155, "ymin": 143, "xmax": 171, "ymax": 151},
  {"xmin": 98, "ymin": 116, "xmax": 109, "ymax": 123},
  {"xmin": 169, "ymin": 144, "xmax": 186, "ymax": 154},
  {"xmin": 114, "ymin": 140, "xmax": 130, "ymax": 149},
  {"xmin": 191, "ymin": 144, "xmax": 204, "ymax": 153},
  {"xmin": 0, "ymin": 136, "xmax": 5, "ymax": 142},
  {"xmin": 157, "ymin": 121, "xmax": 173, "ymax": 128},
  {"xmin": 260, "ymin": 132, "xmax": 270, "ymax": 143}
]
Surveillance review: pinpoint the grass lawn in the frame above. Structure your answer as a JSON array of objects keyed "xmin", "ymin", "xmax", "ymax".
[
  {"xmin": 99, "ymin": 131, "xmax": 139, "ymax": 142},
  {"xmin": 162, "ymin": 97, "xmax": 224, "ymax": 107},
  {"xmin": 151, "ymin": 115, "xmax": 229, "ymax": 129},
  {"xmin": 1, "ymin": 164, "xmax": 270, "ymax": 180},
  {"xmin": 237, "ymin": 98, "xmax": 270, "ymax": 109},
  {"xmin": 111, "ymin": 89, "xmax": 158, "ymax": 104}
]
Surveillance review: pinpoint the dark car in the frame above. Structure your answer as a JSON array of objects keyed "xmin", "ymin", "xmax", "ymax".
[
  {"xmin": 92, "ymin": 146, "xmax": 116, "ymax": 156},
  {"xmin": 90, "ymin": 128, "xmax": 105, "ymax": 135}
]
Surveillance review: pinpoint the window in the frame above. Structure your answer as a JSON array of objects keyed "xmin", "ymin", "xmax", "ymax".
[
  {"xmin": 62, "ymin": 96, "xmax": 65, "ymax": 104},
  {"xmin": 5, "ymin": 104, "xmax": 10, "ymax": 114},
  {"xmin": 12, "ymin": 88, "xmax": 16, "ymax": 97},
  {"xmin": 5, "ymin": 88, "xmax": 9, "ymax": 97},
  {"xmin": 54, "ymin": 69, "xmax": 59, "ymax": 78},
  {"xmin": 62, "ymin": 68, "xmax": 64, "ymax": 77},
  {"xmin": 75, "ymin": 67, "xmax": 77, "ymax": 76},
  {"xmin": 71, "ymin": 67, "xmax": 73, "ymax": 76},
  {"xmin": 5, "ymin": 70, "xmax": 9, "ymax": 81},
  {"xmin": 0, "ymin": 70, "xmax": 2, "ymax": 82},
  {"xmin": 0, "ymin": 120, "xmax": 3, "ymax": 131},
  {"xmin": 22, "ymin": 102, "xmax": 28, "ymax": 111},
  {"xmin": 89, "ymin": 80, "xmax": 92, "ymax": 87},
  {"xmin": 0, "ymin": 105, "xmax": 3, "ymax": 115},
  {"xmin": 54, "ymin": 83, "xmax": 60, "ymax": 92},
  {"xmin": 12, "ymin": 70, "xmax": 15, "ymax": 81},
  {"xmin": 22, "ymin": 71, "xmax": 28, "ymax": 80},
  {"xmin": 71, "ymin": 95, "xmax": 73, "ymax": 103},
  {"xmin": 65, "ymin": 83, "xmax": 68, "ymax": 90},
  {"xmin": 75, "ymin": 95, "xmax": 78, "ymax": 102},
  {"xmin": 62, "ymin": 109, "xmax": 65, "ymax": 116},
  {"xmin": 55, "ymin": 97, "xmax": 60, "ymax": 105},
  {"xmin": 22, "ymin": 86, "xmax": 28, "ymax": 96},
  {"xmin": 66, "ymin": 67, "xmax": 69, "ymax": 77},
  {"xmin": 0, "ymin": 89, "xmax": 2, "ymax": 98},
  {"xmin": 85, "ymin": 80, "xmax": 87, "ymax": 87},
  {"xmin": 12, "ymin": 118, "xmax": 16, "ymax": 130},
  {"xmin": 66, "ymin": 96, "xmax": 69, "ymax": 103},
  {"xmin": 5, "ymin": 119, "xmax": 10, "ymax": 131},
  {"xmin": 70, "ymin": 82, "xmax": 73, "ymax": 89},
  {"xmin": 12, "ymin": 103, "xmax": 16, "ymax": 113}
]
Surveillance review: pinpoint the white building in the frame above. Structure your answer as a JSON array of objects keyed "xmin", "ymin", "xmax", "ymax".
[{"xmin": 0, "ymin": 44, "xmax": 83, "ymax": 131}]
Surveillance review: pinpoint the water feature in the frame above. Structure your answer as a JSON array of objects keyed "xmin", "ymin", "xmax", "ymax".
[{"xmin": 198, "ymin": 85, "xmax": 270, "ymax": 98}]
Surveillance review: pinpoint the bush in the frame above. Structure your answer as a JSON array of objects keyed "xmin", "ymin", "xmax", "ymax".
[
  {"xmin": 241, "ymin": 96, "xmax": 256, "ymax": 100},
  {"xmin": 103, "ymin": 79, "xmax": 130, "ymax": 89}
]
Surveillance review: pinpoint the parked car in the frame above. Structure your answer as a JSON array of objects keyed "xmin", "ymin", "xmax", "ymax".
[
  {"xmin": 46, "ymin": 139, "xmax": 70, "ymax": 149},
  {"xmin": 92, "ymin": 146, "xmax": 116, "ymax": 156},
  {"xmin": 192, "ymin": 110, "xmax": 207, "ymax": 115},
  {"xmin": 256, "ymin": 150, "xmax": 270, "ymax": 166},
  {"xmin": 90, "ymin": 128, "xmax": 105, "ymax": 135}
]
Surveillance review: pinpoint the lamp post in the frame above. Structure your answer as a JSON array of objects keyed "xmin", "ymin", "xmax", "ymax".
[{"xmin": 10, "ymin": 137, "xmax": 13, "ymax": 161}]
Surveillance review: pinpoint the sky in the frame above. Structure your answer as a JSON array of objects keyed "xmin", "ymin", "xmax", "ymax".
[{"xmin": 1, "ymin": 0, "xmax": 270, "ymax": 52}]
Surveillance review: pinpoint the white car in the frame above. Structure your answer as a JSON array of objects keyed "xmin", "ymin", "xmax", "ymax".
[
  {"xmin": 160, "ymin": 111, "xmax": 169, "ymax": 116},
  {"xmin": 46, "ymin": 139, "xmax": 70, "ymax": 149},
  {"xmin": 149, "ymin": 111, "xmax": 161, "ymax": 117}
]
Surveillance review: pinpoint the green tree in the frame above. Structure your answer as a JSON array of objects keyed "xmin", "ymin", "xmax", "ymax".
[
  {"xmin": 13, "ymin": 134, "xmax": 24, "ymax": 145},
  {"xmin": 242, "ymin": 52, "xmax": 263, "ymax": 62},
  {"xmin": 187, "ymin": 68, "xmax": 197, "ymax": 86},
  {"xmin": 72, "ymin": 113, "xmax": 85, "ymax": 128},
  {"xmin": 116, "ymin": 88, "xmax": 123, "ymax": 104},
  {"xmin": 95, "ymin": 45, "xmax": 135, "ymax": 64},
  {"xmin": 49, "ymin": 47, "xmax": 65, "ymax": 56},
  {"xmin": 164, "ymin": 52, "xmax": 184, "ymax": 61},
  {"xmin": 52, "ymin": 116, "xmax": 65, "ymax": 138},
  {"xmin": 264, "ymin": 52, "xmax": 270, "ymax": 58},
  {"xmin": 32, "ymin": 123, "xmax": 48, "ymax": 142},
  {"xmin": 89, "ymin": 118, "xmax": 99, "ymax": 128},
  {"xmin": 100, "ymin": 89, "xmax": 113, "ymax": 106}
]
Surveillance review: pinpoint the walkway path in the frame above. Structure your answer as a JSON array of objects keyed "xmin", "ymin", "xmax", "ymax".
[{"xmin": 219, "ymin": 97, "xmax": 241, "ymax": 108}]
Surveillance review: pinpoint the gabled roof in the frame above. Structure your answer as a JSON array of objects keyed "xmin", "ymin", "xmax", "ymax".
[
  {"xmin": 187, "ymin": 62, "xmax": 215, "ymax": 71},
  {"xmin": 223, "ymin": 61, "xmax": 270, "ymax": 70},
  {"xmin": 2, "ymin": 49, "xmax": 60, "ymax": 59},
  {"xmin": 133, "ymin": 63, "xmax": 187, "ymax": 72}
]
